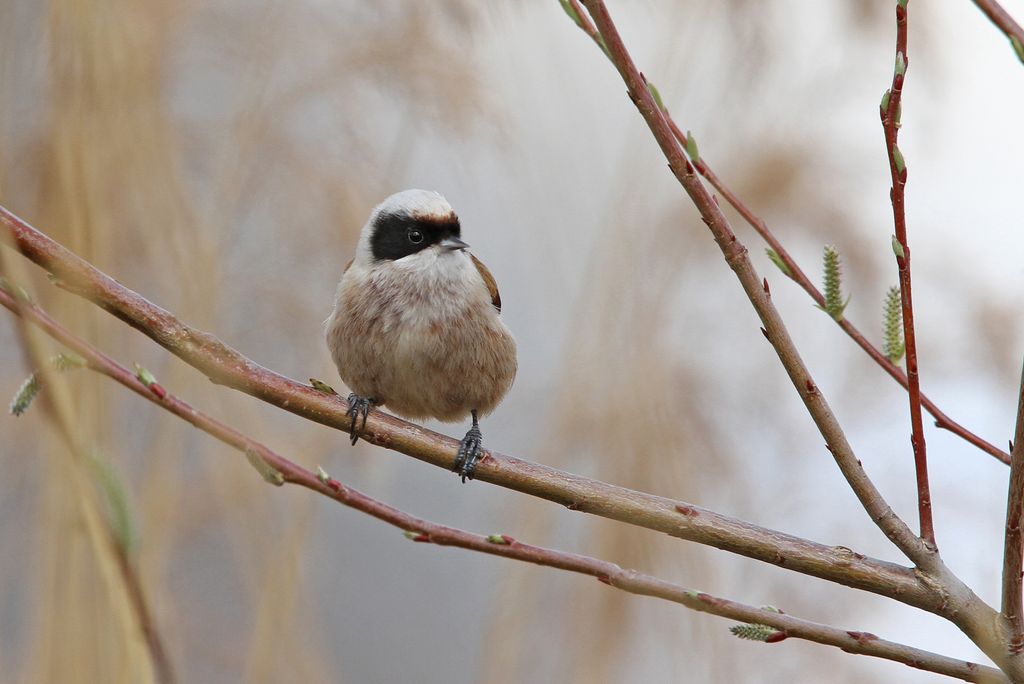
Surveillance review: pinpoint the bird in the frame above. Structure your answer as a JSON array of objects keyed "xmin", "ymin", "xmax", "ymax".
[{"xmin": 325, "ymin": 189, "xmax": 517, "ymax": 481}]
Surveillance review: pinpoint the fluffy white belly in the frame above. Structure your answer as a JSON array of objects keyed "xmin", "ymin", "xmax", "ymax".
[{"xmin": 326, "ymin": 251, "xmax": 516, "ymax": 422}]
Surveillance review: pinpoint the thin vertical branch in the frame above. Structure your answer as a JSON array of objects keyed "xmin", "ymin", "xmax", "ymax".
[
  {"xmin": 0, "ymin": 282, "xmax": 1010, "ymax": 684},
  {"xmin": 1002, "ymin": 359, "xmax": 1024, "ymax": 652},
  {"xmin": 881, "ymin": 0, "xmax": 935, "ymax": 547},
  {"xmin": 110, "ymin": 535, "xmax": 175, "ymax": 684},
  {"xmin": 575, "ymin": 0, "xmax": 935, "ymax": 569},
  {"xmin": 0, "ymin": 279, "xmax": 174, "ymax": 683},
  {"xmin": 560, "ymin": 0, "xmax": 1009, "ymax": 466},
  {"xmin": 659, "ymin": 119, "xmax": 1012, "ymax": 466}
]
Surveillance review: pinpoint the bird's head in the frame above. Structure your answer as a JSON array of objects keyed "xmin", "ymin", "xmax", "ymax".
[{"xmin": 355, "ymin": 189, "xmax": 467, "ymax": 267}]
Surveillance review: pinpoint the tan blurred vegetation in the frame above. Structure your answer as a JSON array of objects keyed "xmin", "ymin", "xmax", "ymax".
[{"xmin": 1, "ymin": 1, "xmax": 1021, "ymax": 683}]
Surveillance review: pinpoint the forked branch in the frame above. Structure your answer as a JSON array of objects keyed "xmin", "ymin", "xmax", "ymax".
[
  {"xmin": 3, "ymin": 287, "xmax": 1004, "ymax": 682},
  {"xmin": 563, "ymin": 0, "xmax": 1009, "ymax": 466},
  {"xmin": 574, "ymin": 0, "xmax": 932, "ymax": 570},
  {"xmin": 0, "ymin": 205, "xmax": 943, "ymax": 612}
]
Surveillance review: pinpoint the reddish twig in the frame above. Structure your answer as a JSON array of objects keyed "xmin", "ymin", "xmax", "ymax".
[
  {"xmin": 575, "ymin": 0, "xmax": 934, "ymax": 569},
  {"xmin": 569, "ymin": 2, "xmax": 1024, "ymax": 677},
  {"xmin": 563, "ymin": 0, "xmax": 1009, "ymax": 467},
  {"xmin": 110, "ymin": 539, "xmax": 175, "ymax": 684},
  {"xmin": 0, "ymin": 276, "xmax": 175, "ymax": 684},
  {"xmin": 1002, "ymin": 360, "xmax": 1024, "ymax": 651},
  {"xmin": 0, "ymin": 287, "xmax": 1007, "ymax": 683},
  {"xmin": 0, "ymin": 205, "xmax": 940, "ymax": 607},
  {"xmin": 880, "ymin": 1, "xmax": 934, "ymax": 547},
  {"xmin": 971, "ymin": 0, "xmax": 1024, "ymax": 62},
  {"xmin": 661, "ymin": 118, "xmax": 1010, "ymax": 466}
]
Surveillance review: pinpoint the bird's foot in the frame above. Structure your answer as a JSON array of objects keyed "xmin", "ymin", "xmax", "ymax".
[
  {"xmin": 346, "ymin": 394, "xmax": 375, "ymax": 445},
  {"xmin": 453, "ymin": 410, "xmax": 483, "ymax": 483}
]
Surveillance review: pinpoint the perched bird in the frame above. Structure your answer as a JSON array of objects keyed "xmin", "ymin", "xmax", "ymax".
[{"xmin": 325, "ymin": 189, "xmax": 517, "ymax": 481}]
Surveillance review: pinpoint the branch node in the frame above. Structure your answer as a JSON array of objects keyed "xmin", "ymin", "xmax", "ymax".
[
  {"xmin": 404, "ymin": 531, "xmax": 431, "ymax": 543},
  {"xmin": 486, "ymin": 534, "xmax": 515, "ymax": 545}
]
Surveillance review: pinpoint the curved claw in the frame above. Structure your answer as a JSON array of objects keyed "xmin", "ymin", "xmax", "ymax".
[
  {"xmin": 453, "ymin": 410, "xmax": 484, "ymax": 483},
  {"xmin": 346, "ymin": 394, "xmax": 374, "ymax": 445}
]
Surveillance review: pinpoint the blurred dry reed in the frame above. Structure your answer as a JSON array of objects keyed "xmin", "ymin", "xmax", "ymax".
[{"xmin": 1, "ymin": 1, "xmax": 1015, "ymax": 683}]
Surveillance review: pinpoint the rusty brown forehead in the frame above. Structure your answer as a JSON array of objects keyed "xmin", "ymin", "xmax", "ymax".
[
  {"xmin": 369, "ymin": 210, "xmax": 462, "ymax": 262},
  {"xmin": 411, "ymin": 212, "xmax": 460, "ymax": 234}
]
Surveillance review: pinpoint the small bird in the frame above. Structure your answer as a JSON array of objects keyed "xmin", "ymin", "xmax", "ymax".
[{"xmin": 325, "ymin": 189, "xmax": 517, "ymax": 481}]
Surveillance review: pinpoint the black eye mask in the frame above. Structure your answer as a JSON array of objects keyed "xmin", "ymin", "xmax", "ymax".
[{"xmin": 370, "ymin": 212, "xmax": 461, "ymax": 262}]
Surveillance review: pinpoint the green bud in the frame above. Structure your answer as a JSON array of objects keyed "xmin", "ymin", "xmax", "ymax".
[
  {"xmin": 244, "ymin": 448, "xmax": 285, "ymax": 486},
  {"xmin": 765, "ymin": 248, "xmax": 792, "ymax": 278},
  {"xmin": 1012, "ymin": 35, "xmax": 1024, "ymax": 65},
  {"xmin": 310, "ymin": 378, "xmax": 337, "ymax": 395},
  {"xmin": 647, "ymin": 82, "xmax": 665, "ymax": 110},
  {"xmin": 685, "ymin": 131, "xmax": 700, "ymax": 163},
  {"xmin": 891, "ymin": 235, "xmax": 905, "ymax": 259},
  {"xmin": 892, "ymin": 144, "xmax": 906, "ymax": 175},
  {"xmin": 558, "ymin": 0, "xmax": 582, "ymax": 26},
  {"xmin": 133, "ymin": 363, "xmax": 157, "ymax": 388}
]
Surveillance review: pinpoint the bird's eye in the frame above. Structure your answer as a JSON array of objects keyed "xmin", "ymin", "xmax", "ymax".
[{"xmin": 408, "ymin": 230, "xmax": 424, "ymax": 244}]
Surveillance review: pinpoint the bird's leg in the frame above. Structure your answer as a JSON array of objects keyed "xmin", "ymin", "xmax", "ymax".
[
  {"xmin": 454, "ymin": 409, "xmax": 483, "ymax": 483},
  {"xmin": 346, "ymin": 394, "xmax": 376, "ymax": 445}
]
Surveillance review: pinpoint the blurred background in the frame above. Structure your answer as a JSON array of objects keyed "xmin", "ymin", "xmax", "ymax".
[{"xmin": 1, "ymin": 1, "xmax": 1023, "ymax": 682}]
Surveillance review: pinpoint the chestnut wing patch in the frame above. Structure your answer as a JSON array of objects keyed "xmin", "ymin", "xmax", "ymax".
[{"xmin": 470, "ymin": 254, "xmax": 502, "ymax": 313}]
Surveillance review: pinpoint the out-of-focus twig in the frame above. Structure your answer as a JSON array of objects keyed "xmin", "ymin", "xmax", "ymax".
[
  {"xmin": 574, "ymin": 0, "xmax": 932, "ymax": 568},
  {"xmin": 971, "ymin": 0, "xmax": 1024, "ymax": 63},
  {"xmin": 669, "ymin": 111, "xmax": 1009, "ymax": 465},
  {"xmin": 880, "ymin": 1, "xmax": 934, "ymax": 547},
  {"xmin": 1002, "ymin": 360, "xmax": 1024, "ymax": 652},
  {"xmin": 571, "ymin": 1, "xmax": 1023, "ymax": 678},
  {"xmin": 0, "ymin": 204, "xmax": 944, "ymax": 607},
  {"xmin": 0, "ymin": 263, "xmax": 174, "ymax": 683},
  {"xmin": 0, "ymin": 286, "xmax": 1007, "ymax": 684},
  {"xmin": 560, "ymin": 0, "xmax": 1010, "ymax": 467}
]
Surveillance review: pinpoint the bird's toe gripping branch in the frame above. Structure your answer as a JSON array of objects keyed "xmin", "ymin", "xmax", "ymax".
[
  {"xmin": 453, "ymin": 409, "xmax": 484, "ymax": 483},
  {"xmin": 346, "ymin": 393, "xmax": 375, "ymax": 445}
]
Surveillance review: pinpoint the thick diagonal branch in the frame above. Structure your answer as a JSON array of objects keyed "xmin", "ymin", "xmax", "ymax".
[
  {"xmin": 0, "ymin": 205, "xmax": 944, "ymax": 611},
  {"xmin": 564, "ymin": 0, "xmax": 1008, "ymax": 466},
  {"xmin": 575, "ymin": 0, "xmax": 931, "ymax": 569},
  {"xmin": 572, "ymin": 1, "xmax": 1024, "ymax": 677},
  {"xmin": 0, "ymin": 287, "xmax": 1005, "ymax": 683}
]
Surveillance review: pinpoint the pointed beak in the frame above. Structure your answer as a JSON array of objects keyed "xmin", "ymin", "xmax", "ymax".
[{"xmin": 440, "ymin": 236, "xmax": 469, "ymax": 252}]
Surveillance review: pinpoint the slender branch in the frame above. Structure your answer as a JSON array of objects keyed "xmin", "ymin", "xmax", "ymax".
[
  {"xmin": 560, "ymin": 0, "xmax": 1009, "ymax": 466},
  {"xmin": 880, "ymin": 1, "xmax": 934, "ymax": 547},
  {"xmin": 0, "ymin": 207, "xmax": 944, "ymax": 610},
  {"xmin": 0, "ymin": 287, "xmax": 1007, "ymax": 684},
  {"xmin": 664, "ymin": 117, "xmax": 1009, "ymax": 466},
  {"xmin": 0, "ymin": 266, "xmax": 175, "ymax": 683},
  {"xmin": 971, "ymin": 0, "xmax": 1024, "ymax": 62},
  {"xmin": 566, "ymin": 4, "xmax": 1024, "ymax": 677},
  {"xmin": 1002, "ymin": 359, "xmax": 1024, "ymax": 652},
  {"xmin": 575, "ymin": 0, "xmax": 933, "ymax": 570},
  {"xmin": 109, "ymin": 536, "xmax": 175, "ymax": 684}
]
